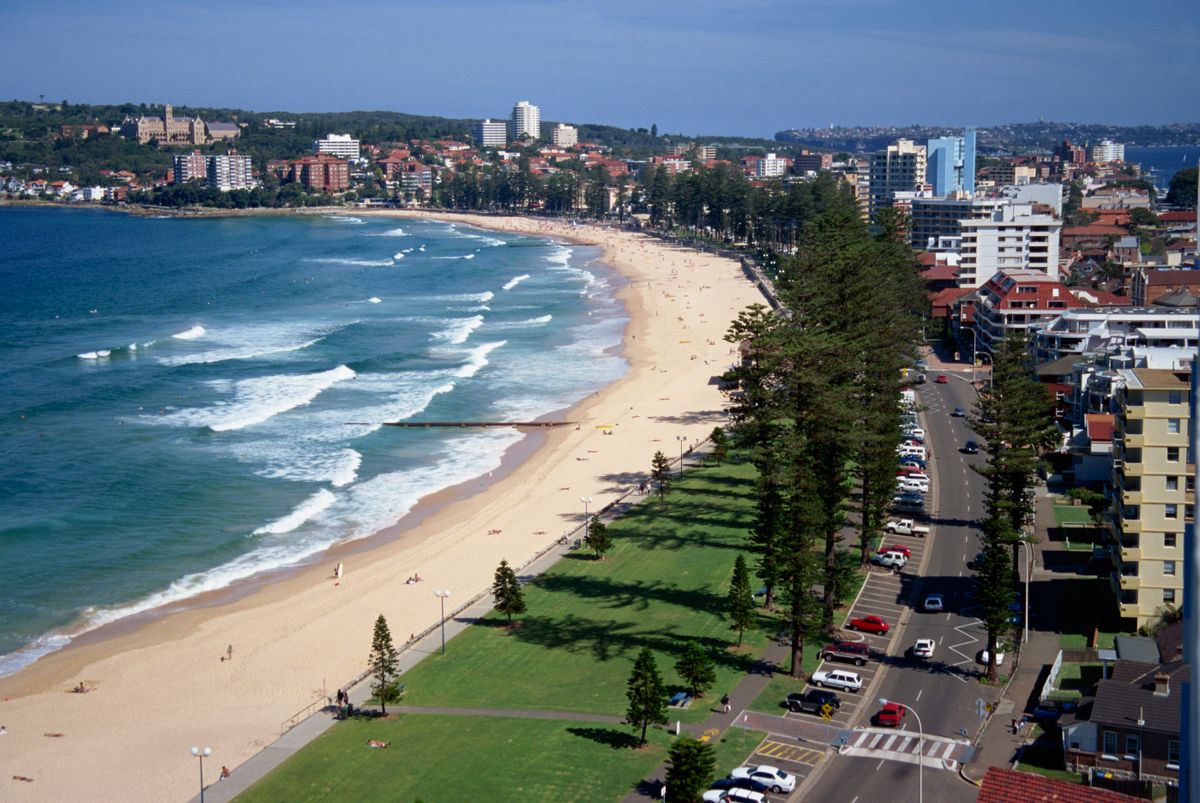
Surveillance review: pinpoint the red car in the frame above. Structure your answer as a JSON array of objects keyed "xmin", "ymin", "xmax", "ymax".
[
  {"xmin": 935, "ymin": 374, "xmax": 949, "ymax": 384},
  {"xmin": 847, "ymin": 615, "xmax": 889, "ymax": 634},
  {"xmin": 874, "ymin": 702, "xmax": 907, "ymax": 727},
  {"xmin": 877, "ymin": 544, "xmax": 912, "ymax": 559}
]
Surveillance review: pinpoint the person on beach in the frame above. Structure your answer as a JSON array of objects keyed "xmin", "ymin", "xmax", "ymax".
[
  {"xmin": 219, "ymin": 766, "xmax": 231, "ymax": 780},
  {"xmin": 334, "ymin": 562, "xmax": 343, "ymax": 580},
  {"xmin": 227, "ymin": 644, "xmax": 233, "ymax": 661}
]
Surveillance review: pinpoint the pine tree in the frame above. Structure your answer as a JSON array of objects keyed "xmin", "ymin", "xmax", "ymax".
[
  {"xmin": 585, "ymin": 514, "xmax": 612, "ymax": 559},
  {"xmin": 665, "ymin": 738, "xmax": 717, "ymax": 802},
  {"xmin": 974, "ymin": 519, "xmax": 1017, "ymax": 682},
  {"xmin": 709, "ymin": 426, "xmax": 728, "ymax": 465},
  {"xmin": 727, "ymin": 554, "xmax": 755, "ymax": 645},
  {"xmin": 625, "ymin": 648, "xmax": 668, "ymax": 746},
  {"xmin": 651, "ymin": 450, "xmax": 672, "ymax": 500},
  {"xmin": 491, "ymin": 559, "xmax": 526, "ymax": 625},
  {"xmin": 675, "ymin": 641, "xmax": 716, "ymax": 697},
  {"xmin": 368, "ymin": 614, "xmax": 399, "ymax": 714}
]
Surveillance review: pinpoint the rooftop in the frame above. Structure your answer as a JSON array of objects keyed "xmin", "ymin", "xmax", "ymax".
[{"xmin": 977, "ymin": 767, "xmax": 1142, "ymax": 803}]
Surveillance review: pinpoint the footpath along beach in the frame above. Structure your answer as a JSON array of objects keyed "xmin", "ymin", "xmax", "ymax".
[{"xmin": 0, "ymin": 214, "xmax": 766, "ymax": 802}]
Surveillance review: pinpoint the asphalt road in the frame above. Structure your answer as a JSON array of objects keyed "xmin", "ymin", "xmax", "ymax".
[{"xmin": 802, "ymin": 375, "xmax": 1000, "ymax": 803}]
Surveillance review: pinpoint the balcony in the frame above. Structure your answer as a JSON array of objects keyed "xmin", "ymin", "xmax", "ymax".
[
  {"xmin": 1118, "ymin": 599, "xmax": 1142, "ymax": 619},
  {"xmin": 1123, "ymin": 433, "xmax": 1145, "ymax": 448},
  {"xmin": 1121, "ymin": 490, "xmax": 1141, "ymax": 506}
]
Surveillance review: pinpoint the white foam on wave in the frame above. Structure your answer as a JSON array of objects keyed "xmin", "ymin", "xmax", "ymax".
[
  {"xmin": 488, "ymin": 315, "xmax": 553, "ymax": 330},
  {"xmin": 369, "ymin": 226, "xmax": 408, "ymax": 237},
  {"xmin": 454, "ymin": 340, "xmax": 507, "ymax": 378},
  {"xmin": 172, "ymin": 325, "xmax": 206, "ymax": 340},
  {"xmin": 368, "ymin": 297, "xmax": 382, "ymax": 304},
  {"xmin": 307, "ymin": 257, "xmax": 395, "ymax": 267},
  {"xmin": 393, "ymin": 252, "xmax": 406, "ymax": 260},
  {"xmin": 157, "ymin": 322, "xmax": 346, "ymax": 367},
  {"xmin": 431, "ymin": 255, "xmax": 466, "ymax": 260},
  {"xmin": 546, "ymin": 244, "xmax": 573, "ymax": 268},
  {"xmin": 253, "ymin": 488, "xmax": 338, "ymax": 535},
  {"xmin": 502, "ymin": 274, "xmax": 531, "ymax": 291},
  {"xmin": 77, "ymin": 350, "xmax": 110, "ymax": 360},
  {"xmin": 330, "ymin": 215, "xmax": 364, "ymax": 224},
  {"xmin": 447, "ymin": 304, "xmax": 491, "ymax": 313},
  {"xmin": 160, "ymin": 365, "xmax": 356, "ymax": 432},
  {"xmin": 430, "ymin": 315, "xmax": 484, "ymax": 345},
  {"xmin": 447, "ymin": 226, "xmax": 507, "ymax": 247},
  {"xmin": 427, "ymin": 291, "xmax": 493, "ymax": 303}
]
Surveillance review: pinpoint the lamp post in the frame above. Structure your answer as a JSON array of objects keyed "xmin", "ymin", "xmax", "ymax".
[
  {"xmin": 1017, "ymin": 540, "xmax": 1032, "ymax": 644},
  {"xmin": 580, "ymin": 496, "xmax": 592, "ymax": 537},
  {"xmin": 676, "ymin": 435, "xmax": 687, "ymax": 479},
  {"xmin": 434, "ymin": 590, "xmax": 450, "ymax": 655},
  {"xmin": 189, "ymin": 746, "xmax": 211, "ymax": 803},
  {"xmin": 879, "ymin": 698, "xmax": 923, "ymax": 803},
  {"xmin": 977, "ymin": 352, "xmax": 993, "ymax": 393},
  {"xmin": 964, "ymin": 326, "xmax": 977, "ymax": 386}
]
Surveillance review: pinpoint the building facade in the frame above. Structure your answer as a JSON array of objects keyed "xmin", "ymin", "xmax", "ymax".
[
  {"xmin": 756, "ymin": 153, "xmax": 788, "ymax": 178},
  {"xmin": 172, "ymin": 151, "xmax": 208, "ymax": 184},
  {"xmin": 551, "ymin": 123, "xmax": 578, "ymax": 148},
  {"xmin": 208, "ymin": 151, "xmax": 254, "ymax": 191},
  {"xmin": 512, "ymin": 100, "xmax": 540, "ymax": 140},
  {"xmin": 868, "ymin": 139, "xmax": 927, "ymax": 220},
  {"xmin": 123, "ymin": 104, "xmax": 207, "ymax": 145},
  {"xmin": 957, "ymin": 203, "xmax": 1061, "ymax": 288},
  {"xmin": 474, "ymin": 119, "xmax": 507, "ymax": 147},
  {"xmin": 793, "ymin": 150, "xmax": 833, "ymax": 174},
  {"xmin": 289, "ymin": 154, "xmax": 350, "ymax": 192},
  {"xmin": 971, "ymin": 269, "xmax": 1084, "ymax": 355},
  {"xmin": 926, "ymin": 129, "xmax": 976, "ymax": 196},
  {"xmin": 908, "ymin": 196, "xmax": 1006, "ymax": 249},
  {"xmin": 1031, "ymin": 307, "xmax": 1200, "ymax": 364},
  {"xmin": 313, "ymin": 134, "xmax": 360, "ymax": 161},
  {"xmin": 1109, "ymin": 368, "xmax": 1191, "ymax": 627},
  {"xmin": 1092, "ymin": 140, "xmax": 1127, "ymax": 163}
]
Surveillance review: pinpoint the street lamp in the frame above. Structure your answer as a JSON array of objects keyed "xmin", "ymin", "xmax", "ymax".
[
  {"xmin": 189, "ymin": 746, "xmax": 211, "ymax": 803},
  {"xmin": 1017, "ymin": 540, "xmax": 1032, "ymax": 644},
  {"xmin": 580, "ymin": 496, "xmax": 592, "ymax": 536},
  {"xmin": 676, "ymin": 435, "xmax": 687, "ymax": 479},
  {"xmin": 879, "ymin": 698, "xmax": 923, "ymax": 803},
  {"xmin": 434, "ymin": 590, "xmax": 450, "ymax": 655},
  {"xmin": 963, "ymin": 327, "xmax": 978, "ymax": 385}
]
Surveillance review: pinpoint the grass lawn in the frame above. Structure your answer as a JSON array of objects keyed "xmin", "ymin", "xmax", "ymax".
[
  {"xmin": 1051, "ymin": 505, "xmax": 1094, "ymax": 527},
  {"xmin": 238, "ymin": 714, "xmax": 674, "ymax": 803}
]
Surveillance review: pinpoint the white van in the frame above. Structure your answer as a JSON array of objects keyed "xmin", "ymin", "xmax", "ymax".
[{"xmin": 897, "ymin": 445, "xmax": 927, "ymax": 460}]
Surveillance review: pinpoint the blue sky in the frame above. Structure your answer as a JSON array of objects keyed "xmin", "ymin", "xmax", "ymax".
[{"xmin": 2, "ymin": 0, "xmax": 1196, "ymax": 136}]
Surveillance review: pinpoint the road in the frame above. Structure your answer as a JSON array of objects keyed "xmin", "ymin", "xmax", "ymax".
[{"xmin": 800, "ymin": 374, "xmax": 998, "ymax": 803}]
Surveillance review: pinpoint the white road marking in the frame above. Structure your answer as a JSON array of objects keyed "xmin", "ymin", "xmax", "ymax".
[
  {"xmin": 916, "ymin": 688, "xmax": 923, "ymax": 701},
  {"xmin": 876, "ymin": 758, "xmax": 887, "ymax": 770}
]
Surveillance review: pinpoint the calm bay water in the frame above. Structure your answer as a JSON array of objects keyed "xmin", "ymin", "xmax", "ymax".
[
  {"xmin": 0, "ymin": 207, "xmax": 626, "ymax": 674},
  {"xmin": 1124, "ymin": 145, "xmax": 1200, "ymax": 193}
]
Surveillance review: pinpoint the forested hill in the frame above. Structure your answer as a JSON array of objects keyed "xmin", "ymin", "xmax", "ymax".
[{"xmin": 775, "ymin": 121, "xmax": 1200, "ymax": 154}]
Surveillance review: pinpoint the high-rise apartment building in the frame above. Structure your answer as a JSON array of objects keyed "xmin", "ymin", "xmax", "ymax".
[
  {"xmin": 757, "ymin": 153, "xmax": 788, "ymax": 178},
  {"xmin": 868, "ymin": 139, "xmax": 926, "ymax": 220},
  {"xmin": 907, "ymin": 196, "xmax": 1006, "ymax": 249},
  {"xmin": 289, "ymin": 154, "xmax": 350, "ymax": 192},
  {"xmin": 474, "ymin": 118, "xmax": 507, "ymax": 147},
  {"xmin": 551, "ymin": 123, "xmax": 578, "ymax": 148},
  {"xmin": 172, "ymin": 151, "xmax": 208, "ymax": 184},
  {"xmin": 1091, "ymin": 140, "xmax": 1126, "ymax": 163},
  {"xmin": 957, "ymin": 203, "xmax": 1061, "ymax": 288},
  {"xmin": 926, "ymin": 129, "xmax": 976, "ymax": 196},
  {"xmin": 512, "ymin": 100, "xmax": 540, "ymax": 140},
  {"xmin": 313, "ymin": 134, "xmax": 361, "ymax": 161},
  {"xmin": 1110, "ymin": 367, "xmax": 1191, "ymax": 628},
  {"xmin": 172, "ymin": 150, "xmax": 254, "ymax": 191}
]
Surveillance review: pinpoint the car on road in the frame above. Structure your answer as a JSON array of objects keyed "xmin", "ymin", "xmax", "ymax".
[
  {"xmin": 923, "ymin": 593, "xmax": 944, "ymax": 612},
  {"xmin": 707, "ymin": 777, "xmax": 772, "ymax": 796},
  {"xmin": 873, "ymin": 702, "xmax": 908, "ymax": 727},
  {"xmin": 731, "ymin": 765, "xmax": 797, "ymax": 794},
  {"xmin": 785, "ymin": 689, "xmax": 841, "ymax": 715},
  {"xmin": 820, "ymin": 640, "xmax": 871, "ymax": 666},
  {"xmin": 871, "ymin": 551, "xmax": 907, "ymax": 569},
  {"xmin": 979, "ymin": 649, "xmax": 1007, "ymax": 666},
  {"xmin": 847, "ymin": 615, "xmax": 889, "ymax": 634},
  {"xmin": 936, "ymin": 374, "xmax": 949, "ymax": 383},
  {"xmin": 878, "ymin": 543, "xmax": 912, "ymax": 558},
  {"xmin": 966, "ymin": 551, "xmax": 984, "ymax": 570},
  {"xmin": 702, "ymin": 787, "xmax": 766, "ymax": 803},
  {"xmin": 810, "ymin": 668, "xmax": 863, "ymax": 692},
  {"xmin": 910, "ymin": 638, "xmax": 935, "ymax": 660},
  {"xmin": 961, "ymin": 440, "xmax": 980, "ymax": 454},
  {"xmin": 952, "ymin": 406, "xmax": 966, "ymax": 417}
]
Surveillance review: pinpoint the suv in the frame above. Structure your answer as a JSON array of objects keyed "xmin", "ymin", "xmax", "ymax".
[
  {"xmin": 785, "ymin": 689, "xmax": 841, "ymax": 715},
  {"xmin": 871, "ymin": 551, "xmax": 908, "ymax": 569},
  {"xmin": 820, "ymin": 640, "xmax": 871, "ymax": 666},
  {"xmin": 810, "ymin": 669, "xmax": 863, "ymax": 692}
]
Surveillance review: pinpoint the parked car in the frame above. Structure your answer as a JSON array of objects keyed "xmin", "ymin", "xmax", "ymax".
[
  {"xmin": 936, "ymin": 374, "xmax": 948, "ymax": 383},
  {"xmin": 885, "ymin": 519, "xmax": 930, "ymax": 537},
  {"xmin": 702, "ymin": 787, "xmax": 766, "ymax": 803},
  {"xmin": 898, "ymin": 456, "xmax": 927, "ymax": 469},
  {"xmin": 961, "ymin": 440, "xmax": 980, "ymax": 454},
  {"xmin": 979, "ymin": 649, "xmax": 1007, "ymax": 666},
  {"xmin": 785, "ymin": 689, "xmax": 841, "ymax": 715},
  {"xmin": 810, "ymin": 668, "xmax": 863, "ymax": 692},
  {"xmin": 904, "ymin": 427, "xmax": 925, "ymax": 440},
  {"xmin": 707, "ymin": 777, "xmax": 771, "ymax": 796},
  {"xmin": 923, "ymin": 593, "xmax": 944, "ymax": 612},
  {"xmin": 899, "ymin": 478, "xmax": 929, "ymax": 493},
  {"xmin": 871, "ymin": 551, "xmax": 908, "ymax": 569},
  {"xmin": 873, "ymin": 702, "xmax": 908, "ymax": 727},
  {"xmin": 878, "ymin": 543, "xmax": 912, "ymax": 558},
  {"xmin": 910, "ymin": 638, "xmax": 936, "ymax": 659},
  {"xmin": 952, "ymin": 406, "xmax": 966, "ymax": 417},
  {"xmin": 847, "ymin": 615, "xmax": 889, "ymax": 634},
  {"xmin": 731, "ymin": 765, "xmax": 796, "ymax": 794},
  {"xmin": 821, "ymin": 640, "xmax": 871, "ymax": 666},
  {"xmin": 897, "ymin": 470, "xmax": 930, "ymax": 483}
]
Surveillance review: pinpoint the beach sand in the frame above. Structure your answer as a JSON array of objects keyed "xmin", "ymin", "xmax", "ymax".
[{"xmin": 0, "ymin": 214, "xmax": 765, "ymax": 801}]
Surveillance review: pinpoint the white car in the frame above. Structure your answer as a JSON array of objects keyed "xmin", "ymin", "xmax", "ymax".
[
  {"xmin": 811, "ymin": 668, "xmax": 863, "ymax": 692},
  {"xmin": 923, "ymin": 593, "xmax": 944, "ymax": 612},
  {"xmin": 899, "ymin": 478, "xmax": 929, "ymax": 494},
  {"xmin": 911, "ymin": 638, "xmax": 935, "ymax": 659},
  {"xmin": 979, "ymin": 649, "xmax": 1007, "ymax": 666},
  {"xmin": 731, "ymin": 765, "xmax": 796, "ymax": 794},
  {"xmin": 904, "ymin": 427, "xmax": 925, "ymax": 440},
  {"xmin": 703, "ymin": 789, "xmax": 766, "ymax": 803},
  {"xmin": 871, "ymin": 551, "xmax": 908, "ymax": 569}
]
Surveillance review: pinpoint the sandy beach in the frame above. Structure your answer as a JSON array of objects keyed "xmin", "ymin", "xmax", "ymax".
[{"xmin": 0, "ymin": 213, "xmax": 765, "ymax": 802}]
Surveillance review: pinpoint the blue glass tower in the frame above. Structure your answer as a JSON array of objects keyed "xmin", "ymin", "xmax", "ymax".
[{"xmin": 927, "ymin": 129, "xmax": 976, "ymax": 196}]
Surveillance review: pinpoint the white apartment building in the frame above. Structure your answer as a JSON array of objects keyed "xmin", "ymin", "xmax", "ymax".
[
  {"xmin": 757, "ymin": 153, "xmax": 787, "ymax": 178},
  {"xmin": 1031, "ymin": 307, "xmax": 1200, "ymax": 363},
  {"xmin": 551, "ymin": 123, "xmax": 578, "ymax": 148},
  {"xmin": 1091, "ymin": 140, "xmax": 1126, "ymax": 163},
  {"xmin": 208, "ymin": 151, "xmax": 255, "ymax": 191},
  {"xmin": 957, "ymin": 203, "xmax": 1061, "ymax": 288},
  {"xmin": 512, "ymin": 100, "xmax": 540, "ymax": 140},
  {"xmin": 868, "ymin": 138, "xmax": 926, "ymax": 220},
  {"xmin": 313, "ymin": 134, "xmax": 361, "ymax": 160},
  {"xmin": 475, "ymin": 118, "xmax": 507, "ymax": 147}
]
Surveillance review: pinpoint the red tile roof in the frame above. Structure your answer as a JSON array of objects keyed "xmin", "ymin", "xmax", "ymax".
[
  {"xmin": 977, "ymin": 767, "xmax": 1141, "ymax": 803},
  {"xmin": 1160, "ymin": 211, "xmax": 1196, "ymax": 223},
  {"xmin": 923, "ymin": 262, "xmax": 960, "ymax": 282},
  {"xmin": 1063, "ymin": 225, "xmax": 1127, "ymax": 237},
  {"xmin": 1147, "ymin": 270, "xmax": 1200, "ymax": 287},
  {"xmin": 1086, "ymin": 413, "xmax": 1115, "ymax": 443}
]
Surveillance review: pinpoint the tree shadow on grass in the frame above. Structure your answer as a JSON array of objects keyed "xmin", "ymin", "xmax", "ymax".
[
  {"xmin": 567, "ymin": 725, "xmax": 641, "ymax": 750},
  {"xmin": 532, "ymin": 573, "xmax": 725, "ymax": 617}
]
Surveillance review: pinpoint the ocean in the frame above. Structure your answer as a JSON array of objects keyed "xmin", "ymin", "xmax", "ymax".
[
  {"xmin": 1124, "ymin": 145, "xmax": 1200, "ymax": 194},
  {"xmin": 0, "ymin": 207, "xmax": 627, "ymax": 675}
]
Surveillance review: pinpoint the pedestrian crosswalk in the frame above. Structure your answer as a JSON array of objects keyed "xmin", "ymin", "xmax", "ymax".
[{"xmin": 837, "ymin": 727, "xmax": 974, "ymax": 770}]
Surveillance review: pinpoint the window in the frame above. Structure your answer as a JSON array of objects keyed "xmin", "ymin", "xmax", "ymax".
[
  {"xmin": 1165, "ymin": 504, "xmax": 1178, "ymax": 519},
  {"xmin": 1165, "ymin": 588, "xmax": 1176, "ymax": 604},
  {"xmin": 1124, "ymin": 733, "xmax": 1140, "ymax": 759},
  {"xmin": 1166, "ymin": 476, "xmax": 1179, "ymax": 491},
  {"xmin": 1169, "ymin": 739, "xmax": 1181, "ymax": 768},
  {"xmin": 1165, "ymin": 533, "xmax": 1177, "ymax": 548},
  {"xmin": 1103, "ymin": 731, "xmax": 1119, "ymax": 756},
  {"xmin": 1165, "ymin": 560, "xmax": 1176, "ymax": 576},
  {"xmin": 1167, "ymin": 447, "xmax": 1180, "ymax": 462},
  {"xmin": 1168, "ymin": 418, "xmax": 1181, "ymax": 434},
  {"xmin": 1169, "ymin": 390, "xmax": 1182, "ymax": 404}
]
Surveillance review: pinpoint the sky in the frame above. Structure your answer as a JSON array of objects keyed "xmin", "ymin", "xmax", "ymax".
[{"xmin": 2, "ymin": 0, "xmax": 1197, "ymax": 137}]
